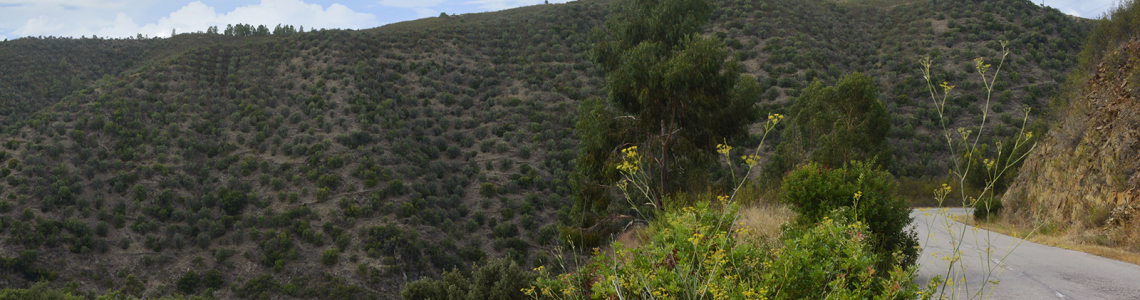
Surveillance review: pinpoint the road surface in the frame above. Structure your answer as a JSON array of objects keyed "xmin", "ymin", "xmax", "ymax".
[{"xmin": 912, "ymin": 208, "xmax": 1140, "ymax": 299}]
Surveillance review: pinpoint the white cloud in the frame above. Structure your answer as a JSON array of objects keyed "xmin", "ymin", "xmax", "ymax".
[
  {"xmin": 5, "ymin": 0, "xmax": 378, "ymax": 39},
  {"xmin": 377, "ymin": 0, "xmax": 448, "ymax": 18},
  {"xmin": 1048, "ymin": 0, "xmax": 1115, "ymax": 18},
  {"xmin": 11, "ymin": 15, "xmax": 66, "ymax": 36},
  {"xmin": 0, "ymin": 35, "xmax": 8, "ymax": 41},
  {"xmin": 379, "ymin": 0, "xmax": 447, "ymax": 9},
  {"xmin": 463, "ymin": 0, "xmax": 567, "ymax": 12},
  {"xmin": 413, "ymin": 8, "xmax": 440, "ymax": 18},
  {"xmin": 1065, "ymin": 8, "xmax": 1081, "ymax": 18},
  {"xmin": 0, "ymin": 0, "xmax": 125, "ymax": 8}
]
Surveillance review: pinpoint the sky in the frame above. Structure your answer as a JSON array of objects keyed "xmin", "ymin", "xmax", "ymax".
[{"xmin": 0, "ymin": 0, "xmax": 1120, "ymax": 42}]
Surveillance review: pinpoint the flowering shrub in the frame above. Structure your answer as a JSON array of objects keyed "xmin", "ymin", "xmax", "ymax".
[
  {"xmin": 526, "ymin": 199, "xmax": 922, "ymax": 300},
  {"xmin": 767, "ymin": 208, "xmax": 920, "ymax": 300},
  {"xmin": 780, "ymin": 161, "xmax": 919, "ymax": 269}
]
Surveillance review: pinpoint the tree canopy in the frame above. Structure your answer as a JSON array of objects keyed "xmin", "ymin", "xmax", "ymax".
[
  {"xmin": 576, "ymin": 0, "xmax": 761, "ymax": 213},
  {"xmin": 764, "ymin": 73, "xmax": 892, "ymax": 181}
]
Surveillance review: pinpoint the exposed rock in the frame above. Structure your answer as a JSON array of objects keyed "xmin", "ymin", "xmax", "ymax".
[{"xmin": 1004, "ymin": 41, "xmax": 1140, "ymax": 230}]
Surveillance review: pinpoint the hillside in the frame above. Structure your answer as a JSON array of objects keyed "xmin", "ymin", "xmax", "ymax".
[
  {"xmin": 0, "ymin": 0, "xmax": 1091, "ymax": 298},
  {"xmin": 0, "ymin": 34, "xmax": 280, "ymax": 129},
  {"xmin": 1003, "ymin": 1, "xmax": 1140, "ymax": 255}
]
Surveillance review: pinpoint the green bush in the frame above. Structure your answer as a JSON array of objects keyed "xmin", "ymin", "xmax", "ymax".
[
  {"xmin": 235, "ymin": 275, "xmax": 279, "ymax": 298},
  {"xmin": 780, "ymin": 161, "xmax": 918, "ymax": 268},
  {"xmin": 177, "ymin": 270, "xmax": 199, "ymax": 294},
  {"xmin": 321, "ymin": 248, "xmax": 340, "ymax": 266},
  {"xmin": 529, "ymin": 199, "xmax": 921, "ymax": 299},
  {"xmin": 479, "ymin": 183, "xmax": 496, "ymax": 198},
  {"xmin": 763, "ymin": 209, "xmax": 920, "ymax": 299},
  {"xmin": 219, "ymin": 189, "xmax": 248, "ymax": 215},
  {"xmin": 0, "ymin": 281, "xmax": 84, "ymax": 300},
  {"xmin": 400, "ymin": 259, "xmax": 536, "ymax": 300},
  {"xmin": 973, "ymin": 197, "xmax": 1003, "ymax": 221},
  {"xmin": 204, "ymin": 269, "xmax": 224, "ymax": 289}
]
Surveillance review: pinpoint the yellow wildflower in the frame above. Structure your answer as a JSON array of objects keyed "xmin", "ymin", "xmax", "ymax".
[
  {"xmin": 974, "ymin": 57, "xmax": 991, "ymax": 74},
  {"xmin": 957, "ymin": 127, "xmax": 972, "ymax": 141},
  {"xmin": 717, "ymin": 143, "xmax": 732, "ymax": 155},
  {"xmin": 617, "ymin": 159, "xmax": 639, "ymax": 173},
  {"xmin": 741, "ymin": 154, "xmax": 761, "ymax": 167},
  {"xmin": 688, "ymin": 232, "xmax": 704, "ymax": 245},
  {"xmin": 622, "ymin": 146, "xmax": 638, "ymax": 158},
  {"xmin": 939, "ymin": 81, "xmax": 955, "ymax": 93}
]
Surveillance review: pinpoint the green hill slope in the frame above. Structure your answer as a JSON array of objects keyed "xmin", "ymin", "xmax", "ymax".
[{"xmin": 0, "ymin": 0, "xmax": 1090, "ymax": 298}]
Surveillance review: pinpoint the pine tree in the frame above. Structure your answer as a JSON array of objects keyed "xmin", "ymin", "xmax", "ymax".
[{"xmin": 577, "ymin": 0, "xmax": 761, "ymax": 210}]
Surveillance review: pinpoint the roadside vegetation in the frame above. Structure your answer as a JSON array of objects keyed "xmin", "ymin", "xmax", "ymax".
[{"xmin": 0, "ymin": 0, "xmax": 1094, "ymax": 298}]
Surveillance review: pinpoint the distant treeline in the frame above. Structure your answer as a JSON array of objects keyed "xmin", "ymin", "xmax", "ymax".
[
  {"xmin": 2, "ymin": 23, "xmax": 306, "ymax": 42},
  {"xmin": 206, "ymin": 24, "xmax": 305, "ymax": 37}
]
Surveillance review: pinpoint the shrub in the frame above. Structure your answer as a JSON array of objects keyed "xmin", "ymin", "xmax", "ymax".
[
  {"xmin": 95, "ymin": 222, "xmax": 109, "ymax": 237},
  {"xmin": 529, "ymin": 200, "xmax": 921, "ymax": 299},
  {"xmin": 315, "ymin": 187, "xmax": 331, "ymax": 202},
  {"xmin": 479, "ymin": 183, "xmax": 497, "ymax": 198},
  {"xmin": 0, "ymin": 250, "xmax": 53, "ymax": 281},
  {"xmin": 204, "ymin": 269, "xmax": 224, "ymax": 289},
  {"xmin": 492, "ymin": 222, "xmax": 518, "ymax": 238},
  {"xmin": 763, "ymin": 209, "xmax": 920, "ymax": 299},
  {"xmin": 219, "ymin": 189, "xmax": 248, "ymax": 215},
  {"xmin": 321, "ymin": 248, "xmax": 339, "ymax": 266},
  {"xmin": 401, "ymin": 259, "xmax": 536, "ymax": 300},
  {"xmin": 780, "ymin": 161, "xmax": 918, "ymax": 268},
  {"xmin": 536, "ymin": 225, "xmax": 558, "ymax": 245},
  {"xmin": 973, "ymin": 196, "xmax": 1003, "ymax": 221},
  {"xmin": 0, "ymin": 282, "xmax": 84, "ymax": 299},
  {"xmin": 177, "ymin": 270, "xmax": 199, "ymax": 294},
  {"xmin": 235, "ymin": 274, "xmax": 280, "ymax": 298}
]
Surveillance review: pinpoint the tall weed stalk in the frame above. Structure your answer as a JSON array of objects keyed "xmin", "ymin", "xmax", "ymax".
[{"xmin": 917, "ymin": 41, "xmax": 1039, "ymax": 299}]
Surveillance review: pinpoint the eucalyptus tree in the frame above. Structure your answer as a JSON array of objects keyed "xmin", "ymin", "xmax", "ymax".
[{"xmin": 762, "ymin": 73, "xmax": 892, "ymax": 183}]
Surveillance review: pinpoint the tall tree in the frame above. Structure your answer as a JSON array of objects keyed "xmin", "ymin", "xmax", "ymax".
[
  {"xmin": 577, "ymin": 0, "xmax": 761, "ymax": 211},
  {"xmin": 763, "ymin": 73, "xmax": 892, "ymax": 182}
]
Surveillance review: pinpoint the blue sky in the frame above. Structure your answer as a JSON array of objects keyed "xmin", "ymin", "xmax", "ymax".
[{"xmin": 0, "ymin": 0, "xmax": 1118, "ymax": 41}]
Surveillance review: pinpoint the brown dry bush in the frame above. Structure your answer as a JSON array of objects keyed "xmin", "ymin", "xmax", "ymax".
[{"xmin": 736, "ymin": 204, "xmax": 794, "ymax": 248}]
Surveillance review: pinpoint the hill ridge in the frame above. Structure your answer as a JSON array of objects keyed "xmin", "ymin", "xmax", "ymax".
[{"xmin": 0, "ymin": 0, "xmax": 1092, "ymax": 298}]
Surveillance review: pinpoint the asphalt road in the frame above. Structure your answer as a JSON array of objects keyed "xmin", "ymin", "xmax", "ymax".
[{"xmin": 912, "ymin": 208, "xmax": 1140, "ymax": 299}]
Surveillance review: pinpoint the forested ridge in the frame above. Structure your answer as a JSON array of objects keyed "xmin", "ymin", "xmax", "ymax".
[{"xmin": 0, "ymin": 0, "xmax": 1090, "ymax": 298}]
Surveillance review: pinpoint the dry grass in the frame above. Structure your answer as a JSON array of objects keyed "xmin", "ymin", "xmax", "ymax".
[
  {"xmin": 951, "ymin": 215, "xmax": 1140, "ymax": 266},
  {"xmin": 737, "ymin": 204, "xmax": 795, "ymax": 248},
  {"xmin": 600, "ymin": 202, "xmax": 794, "ymax": 260},
  {"xmin": 612, "ymin": 223, "xmax": 649, "ymax": 249}
]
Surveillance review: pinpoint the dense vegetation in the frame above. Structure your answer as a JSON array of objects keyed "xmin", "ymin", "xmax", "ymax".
[{"xmin": 0, "ymin": 0, "xmax": 1090, "ymax": 298}]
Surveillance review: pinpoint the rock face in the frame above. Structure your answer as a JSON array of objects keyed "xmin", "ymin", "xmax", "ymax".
[{"xmin": 1004, "ymin": 41, "xmax": 1140, "ymax": 231}]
